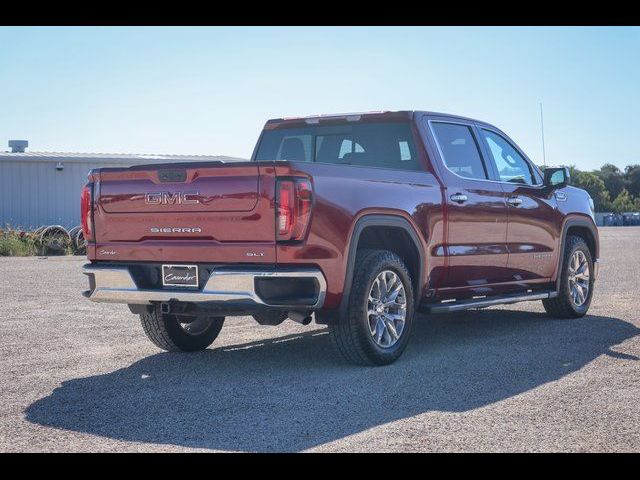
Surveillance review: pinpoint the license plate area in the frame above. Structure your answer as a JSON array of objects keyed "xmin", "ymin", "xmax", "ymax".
[{"xmin": 162, "ymin": 264, "xmax": 199, "ymax": 288}]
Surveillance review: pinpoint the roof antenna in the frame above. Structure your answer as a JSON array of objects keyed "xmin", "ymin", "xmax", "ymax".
[{"xmin": 539, "ymin": 102, "xmax": 547, "ymax": 167}]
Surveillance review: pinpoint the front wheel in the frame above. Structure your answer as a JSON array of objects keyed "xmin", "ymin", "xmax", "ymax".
[
  {"xmin": 329, "ymin": 249, "xmax": 415, "ymax": 366},
  {"xmin": 543, "ymin": 235, "xmax": 594, "ymax": 318},
  {"xmin": 140, "ymin": 305, "xmax": 225, "ymax": 352}
]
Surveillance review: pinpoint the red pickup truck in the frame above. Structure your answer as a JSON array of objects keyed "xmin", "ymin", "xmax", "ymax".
[{"xmin": 81, "ymin": 110, "xmax": 599, "ymax": 365}]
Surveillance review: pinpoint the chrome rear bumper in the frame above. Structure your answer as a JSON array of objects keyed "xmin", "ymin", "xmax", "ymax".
[{"xmin": 82, "ymin": 264, "xmax": 326, "ymax": 309}]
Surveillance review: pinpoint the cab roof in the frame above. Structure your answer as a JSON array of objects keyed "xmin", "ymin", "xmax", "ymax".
[{"xmin": 264, "ymin": 110, "xmax": 487, "ymax": 129}]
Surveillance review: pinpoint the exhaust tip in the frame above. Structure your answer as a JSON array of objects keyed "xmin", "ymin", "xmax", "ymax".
[{"xmin": 288, "ymin": 311, "xmax": 312, "ymax": 325}]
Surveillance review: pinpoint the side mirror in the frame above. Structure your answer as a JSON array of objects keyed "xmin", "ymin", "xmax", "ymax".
[{"xmin": 543, "ymin": 166, "xmax": 570, "ymax": 189}]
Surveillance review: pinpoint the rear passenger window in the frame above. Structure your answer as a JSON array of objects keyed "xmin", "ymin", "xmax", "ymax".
[{"xmin": 431, "ymin": 123, "xmax": 488, "ymax": 180}]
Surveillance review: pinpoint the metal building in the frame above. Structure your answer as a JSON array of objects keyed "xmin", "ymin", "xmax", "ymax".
[{"xmin": 0, "ymin": 141, "xmax": 245, "ymax": 230}]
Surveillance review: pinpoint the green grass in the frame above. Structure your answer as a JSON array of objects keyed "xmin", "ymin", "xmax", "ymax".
[
  {"xmin": 0, "ymin": 227, "xmax": 73, "ymax": 257},
  {"xmin": 0, "ymin": 229, "xmax": 38, "ymax": 256}
]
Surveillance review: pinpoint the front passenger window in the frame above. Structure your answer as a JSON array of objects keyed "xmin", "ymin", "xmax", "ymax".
[{"xmin": 481, "ymin": 129, "xmax": 535, "ymax": 185}]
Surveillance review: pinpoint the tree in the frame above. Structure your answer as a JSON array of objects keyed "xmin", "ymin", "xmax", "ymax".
[
  {"xmin": 612, "ymin": 189, "xmax": 635, "ymax": 213},
  {"xmin": 625, "ymin": 164, "xmax": 640, "ymax": 198},
  {"xmin": 567, "ymin": 165, "xmax": 581, "ymax": 181},
  {"xmin": 572, "ymin": 171, "xmax": 613, "ymax": 212},
  {"xmin": 596, "ymin": 163, "xmax": 626, "ymax": 200}
]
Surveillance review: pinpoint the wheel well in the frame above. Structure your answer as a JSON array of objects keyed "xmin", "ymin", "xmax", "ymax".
[
  {"xmin": 566, "ymin": 225, "xmax": 597, "ymax": 259},
  {"xmin": 356, "ymin": 225, "xmax": 421, "ymax": 294}
]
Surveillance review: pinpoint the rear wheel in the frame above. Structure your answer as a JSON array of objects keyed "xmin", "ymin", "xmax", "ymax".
[
  {"xmin": 543, "ymin": 235, "xmax": 594, "ymax": 318},
  {"xmin": 140, "ymin": 305, "xmax": 225, "ymax": 351},
  {"xmin": 329, "ymin": 249, "xmax": 414, "ymax": 366}
]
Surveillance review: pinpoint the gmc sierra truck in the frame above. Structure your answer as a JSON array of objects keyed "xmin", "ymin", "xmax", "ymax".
[{"xmin": 81, "ymin": 110, "xmax": 599, "ymax": 365}]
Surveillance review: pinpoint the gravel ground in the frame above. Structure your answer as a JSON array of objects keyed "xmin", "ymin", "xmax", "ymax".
[{"xmin": 0, "ymin": 226, "xmax": 638, "ymax": 452}]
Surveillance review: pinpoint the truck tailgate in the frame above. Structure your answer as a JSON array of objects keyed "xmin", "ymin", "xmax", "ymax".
[{"xmin": 89, "ymin": 162, "xmax": 277, "ymax": 263}]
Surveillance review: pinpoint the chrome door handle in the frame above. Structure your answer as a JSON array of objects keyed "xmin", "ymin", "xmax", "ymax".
[
  {"xmin": 450, "ymin": 193, "xmax": 468, "ymax": 204},
  {"xmin": 507, "ymin": 196, "xmax": 523, "ymax": 206}
]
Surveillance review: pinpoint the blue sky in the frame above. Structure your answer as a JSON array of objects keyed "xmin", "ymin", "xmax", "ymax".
[{"xmin": 0, "ymin": 26, "xmax": 638, "ymax": 170}]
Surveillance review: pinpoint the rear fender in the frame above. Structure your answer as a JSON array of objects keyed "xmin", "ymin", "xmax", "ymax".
[{"xmin": 334, "ymin": 214, "xmax": 426, "ymax": 320}]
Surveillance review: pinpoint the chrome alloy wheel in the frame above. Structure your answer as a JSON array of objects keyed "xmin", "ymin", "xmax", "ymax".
[
  {"xmin": 367, "ymin": 270, "xmax": 407, "ymax": 348},
  {"xmin": 568, "ymin": 250, "xmax": 590, "ymax": 307}
]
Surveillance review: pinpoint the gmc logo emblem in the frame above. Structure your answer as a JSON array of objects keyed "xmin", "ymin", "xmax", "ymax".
[{"xmin": 145, "ymin": 192, "xmax": 200, "ymax": 205}]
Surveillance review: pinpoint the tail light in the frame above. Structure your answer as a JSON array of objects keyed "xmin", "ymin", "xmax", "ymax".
[
  {"xmin": 276, "ymin": 178, "xmax": 313, "ymax": 241},
  {"xmin": 81, "ymin": 183, "xmax": 94, "ymax": 241}
]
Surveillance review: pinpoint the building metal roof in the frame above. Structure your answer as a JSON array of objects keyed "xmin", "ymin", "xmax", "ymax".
[{"xmin": 0, "ymin": 151, "xmax": 247, "ymax": 164}]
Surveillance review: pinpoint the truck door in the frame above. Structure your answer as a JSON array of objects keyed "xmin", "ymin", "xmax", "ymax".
[
  {"xmin": 475, "ymin": 126, "xmax": 560, "ymax": 282},
  {"xmin": 424, "ymin": 117, "xmax": 511, "ymax": 297}
]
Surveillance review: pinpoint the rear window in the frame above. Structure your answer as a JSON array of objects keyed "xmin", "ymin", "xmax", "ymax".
[{"xmin": 254, "ymin": 122, "xmax": 421, "ymax": 171}]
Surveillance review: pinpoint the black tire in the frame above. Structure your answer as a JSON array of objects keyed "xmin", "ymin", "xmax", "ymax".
[
  {"xmin": 543, "ymin": 235, "xmax": 594, "ymax": 318},
  {"xmin": 329, "ymin": 249, "xmax": 415, "ymax": 366},
  {"xmin": 74, "ymin": 229, "xmax": 87, "ymax": 255},
  {"xmin": 140, "ymin": 305, "xmax": 225, "ymax": 352},
  {"xmin": 39, "ymin": 225, "xmax": 72, "ymax": 255}
]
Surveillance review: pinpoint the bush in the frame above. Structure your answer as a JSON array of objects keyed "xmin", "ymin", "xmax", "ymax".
[
  {"xmin": 0, "ymin": 228, "xmax": 38, "ymax": 256},
  {"xmin": 0, "ymin": 226, "xmax": 74, "ymax": 257}
]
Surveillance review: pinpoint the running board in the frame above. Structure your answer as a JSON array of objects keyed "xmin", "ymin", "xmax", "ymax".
[{"xmin": 421, "ymin": 291, "xmax": 558, "ymax": 314}]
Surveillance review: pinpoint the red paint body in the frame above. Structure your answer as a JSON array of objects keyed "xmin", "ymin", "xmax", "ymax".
[{"xmin": 86, "ymin": 111, "xmax": 598, "ymax": 310}]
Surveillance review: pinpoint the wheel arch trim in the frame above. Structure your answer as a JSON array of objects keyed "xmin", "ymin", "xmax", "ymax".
[
  {"xmin": 555, "ymin": 215, "xmax": 599, "ymax": 292},
  {"xmin": 339, "ymin": 214, "xmax": 427, "ymax": 317}
]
